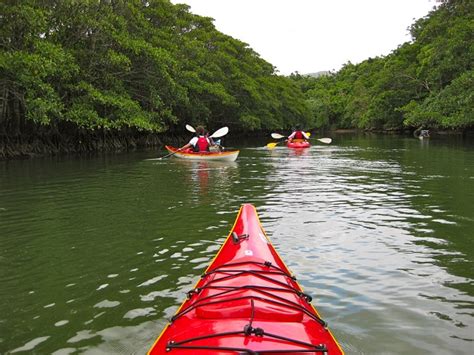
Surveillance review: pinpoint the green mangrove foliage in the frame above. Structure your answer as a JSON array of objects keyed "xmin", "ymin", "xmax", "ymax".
[
  {"xmin": 1, "ymin": 0, "xmax": 471, "ymax": 149},
  {"xmin": 291, "ymin": 0, "xmax": 473, "ymax": 131},
  {"xmin": 0, "ymin": 0, "xmax": 310, "ymax": 139}
]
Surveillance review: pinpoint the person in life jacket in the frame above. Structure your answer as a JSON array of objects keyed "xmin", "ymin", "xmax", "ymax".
[
  {"xmin": 209, "ymin": 138, "xmax": 222, "ymax": 152},
  {"xmin": 287, "ymin": 125, "xmax": 309, "ymax": 142},
  {"xmin": 413, "ymin": 126, "xmax": 430, "ymax": 139},
  {"xmin": 179, "ymin": 126, "xmax": 214, "ymax": 152}
]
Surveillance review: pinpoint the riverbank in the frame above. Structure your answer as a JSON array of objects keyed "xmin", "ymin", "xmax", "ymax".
[
  {"xmin": 1, "ymin": 127, "xmax": 472, "ymax": 160},
  {"xmin": 0, "ymin": 130, "xmax": 169, "ymax": 160}
]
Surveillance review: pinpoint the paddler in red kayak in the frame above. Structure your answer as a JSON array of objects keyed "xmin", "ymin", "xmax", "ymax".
[
  {"xmin": 287, "ymin": 124, "xmax": 309, "ymax": 143},
  {"xmin": 179, "ymin": 126, "xmax": 216, "ymax": 152}
]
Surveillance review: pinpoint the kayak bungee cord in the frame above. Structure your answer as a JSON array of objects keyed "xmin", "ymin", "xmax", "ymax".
[
  {"xmin": 170, "ymin": 260, "xmax": 328, "ymax": 327},
  {"xmin": 171, "ymin": 293, "xmax": 327, "ymax": 327},
  {"xmin": 206, "ymin": 260, "xmax": 295, "ymax": 279},
  {"xmin": 189, "ymin": 284, "xmax": 313, "ymax": 302},
  {"xmin": 202, "ymin": 261, "xmax": 314, "ymax": 302},
  {"xmin": 167, "ymin": 306, "xmax": 329, "ymax": 354},
  {"xmin": 202, "ymin": 271, "xmax": 298, "ymax": 294},
  {"xmin": 147, "ymin": 204, "xmax": 344, "ymax": 354},
  {"xmin": 166, "ymin": 332, "xmax": 329, "ymax": 353}
]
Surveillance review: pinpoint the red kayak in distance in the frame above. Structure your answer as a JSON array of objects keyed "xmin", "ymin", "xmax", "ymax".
[
  {"xmin": 287, "ymin": 139, "xmax": 311, "ymax": 149},
  {"xmin": 148, "ymin": 204, "xmax": 344, "ymax": 354}
]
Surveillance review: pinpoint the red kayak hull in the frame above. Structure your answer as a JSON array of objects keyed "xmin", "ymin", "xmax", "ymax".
[
  {"xmin": 287, "ymin": 139, "xmax": 311, "ymax": 149},
  {"xmin": 148, "ymin": 204, "xmax": 344, "ymax": 354}
]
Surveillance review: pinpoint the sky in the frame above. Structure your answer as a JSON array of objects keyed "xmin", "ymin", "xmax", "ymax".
[{"xmin": 170, "ymin": 0, "xmax": 438, "ymax": 75}]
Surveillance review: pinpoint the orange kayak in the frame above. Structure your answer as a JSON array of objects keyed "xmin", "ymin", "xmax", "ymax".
[
  {"xmin": 165, "ymin": 145, "xmax": 239, "ymax": 161},
  {"xmin": 148, "ymin": 204, "xmax": 344, "ymax": 354}
]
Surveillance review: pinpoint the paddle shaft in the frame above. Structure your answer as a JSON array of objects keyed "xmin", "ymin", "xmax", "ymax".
[
  {"xmin": 159, "ymin": 148, "xmax": 182, "ymax": 160},
  {"xmin": 271, "ymin": 132, "xmax": 331, "ymax": 144}
]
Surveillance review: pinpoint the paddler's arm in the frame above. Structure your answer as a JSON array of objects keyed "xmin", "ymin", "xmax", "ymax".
[{"xmin": 179, "ymin": 137, "xmax": 197, "ymax": 151}]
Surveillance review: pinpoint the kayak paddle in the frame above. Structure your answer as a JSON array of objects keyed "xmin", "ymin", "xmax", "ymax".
[
  {"xmin": 271, "ymin": 132, "xmax": 311, "ymax": 139},
  {"xmin": 266, "ymin": 141, "xmax": 281, "ymax": 149},
  {"xmin": 160, "ymin": 127, "xmax": 229, "ymax": 159},
  {"xmin": 266, "ymin": 133, "xmax": 285, "ymax": 149},
  {"xmin": 271, "ymin": 132, "xmax": 332, "ymax": 144},
  {"xmin": 210, "ymin": 126, "xmax": 229, "ymax": 138},
  {"xmin": 185, "ymin": 124, "xmax": 196, "ymax": 133},
  {"xmin": 316, "ymin": 137, "xmax": 332, "ymax": 144},
  {"xmin": 271, "ymin": 132, "xmax": 286, "ymax": 140},
  {"xmin": 158, "ymin": 148, "xmax": 183, "ymax": 160},
  {"xmin": 187, "ymin": 124, "xmax": 228, "ymax": 138},
  {"xmin": 186, "ymin": 124, "xmax": 229, "ymax": 138}
]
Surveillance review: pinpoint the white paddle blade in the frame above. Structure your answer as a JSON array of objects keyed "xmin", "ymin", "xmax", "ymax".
[
  {"xmin": 210, "ymin": 126, "xmax": 229, "ymax": 138},
  {"xmin": 317, "ymin": 138, "xmax": 332, "ymax": 144},
  {"xmin": 185, "ymin": 124, "xmax": 196, "ymax": 133},
  {"xmin": 271, "ymin": 133, "xmax": 285, "ymax": 139}
]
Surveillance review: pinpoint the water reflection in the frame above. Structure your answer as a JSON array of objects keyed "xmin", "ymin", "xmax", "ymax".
[
  {"xmin": 161, "ymin": 159, "xmax": 239, "ymax": 202},
  {"xmin": 257, "ymin": 142, "xmax": 474, "ymax": 353},
  {"xmin": 1, "ymin": 138, "xmax": 473, "ymax": 354},
  {"xmin": 287, "ymin": 147, "xmax": 311, "ymax": 157}
]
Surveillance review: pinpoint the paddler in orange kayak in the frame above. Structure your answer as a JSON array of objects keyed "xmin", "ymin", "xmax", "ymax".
[{"xmin": 179, "ymin": 126, "xmax": 216, "ymax": 152}]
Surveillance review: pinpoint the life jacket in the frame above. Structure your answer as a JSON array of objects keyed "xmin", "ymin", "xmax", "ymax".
[
  {"xmin": 194, "ymin": 136, "xmax": 210, "ymax": 152},
  {"xmin": 293, "ymin": 131, "xmax": 304, "ymax": 139}
]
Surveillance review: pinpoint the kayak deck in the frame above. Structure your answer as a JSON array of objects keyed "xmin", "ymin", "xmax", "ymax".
[
  {"xmin": 287, "ymin": 139, "xmax": 311, "ymax": 148},
  {"xmin": 165, "ymin": 145, "xmax": 239, "ymax": 161},
  {"xmin": 148, "ymin": 204, "xmax": 343, "ymax": 354}
]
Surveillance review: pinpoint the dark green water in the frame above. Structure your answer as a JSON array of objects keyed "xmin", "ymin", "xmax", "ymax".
[{"xmin": 1, "ymin": 134, "xmax": 473, "ymax": 354}]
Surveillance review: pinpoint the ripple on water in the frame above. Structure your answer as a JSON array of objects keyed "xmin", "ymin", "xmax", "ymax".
[
  {"xmin": 1, "ymin": 142, "xmax": 473, "ymax": 354},
  {"xmin": 123, "ymin": 307, "xmax": 156, "ymax": 320},
  {"xmin": 54, "ymin": 320, "xmax": 69, "ymax": 327},
  {"xmin": 11, "ymin": 336, "xmax": 50, "ymax": 353},
  {"xmin": 138, "ymin": 275, "xmax": 167, "ymax": 287},
  {"xmin": 94, "ymin": 300, "xmax": 120, "ymax": 308}
]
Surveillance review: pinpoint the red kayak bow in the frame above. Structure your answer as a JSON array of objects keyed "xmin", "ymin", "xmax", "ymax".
[{"xmin": 148, "ymin": 204, "xmax": 344, "ymax": 354}]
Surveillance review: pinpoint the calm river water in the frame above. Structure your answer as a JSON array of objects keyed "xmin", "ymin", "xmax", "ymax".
[{"xmin": 1, "ymin": 134, "xmax": 473, "ymax": 354}]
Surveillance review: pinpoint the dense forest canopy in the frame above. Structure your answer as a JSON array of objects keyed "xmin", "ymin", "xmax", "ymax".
[
  {"xmin": 290, "ymin": 0, "xmax": 473, "ymax": 131},
  {"xmin": 1, "ymin": 0, "xmax": 310, "ymax": 137},
  {"xmin": 0, "ymin": 0, "xmax": 472, "ymax": 158}
]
